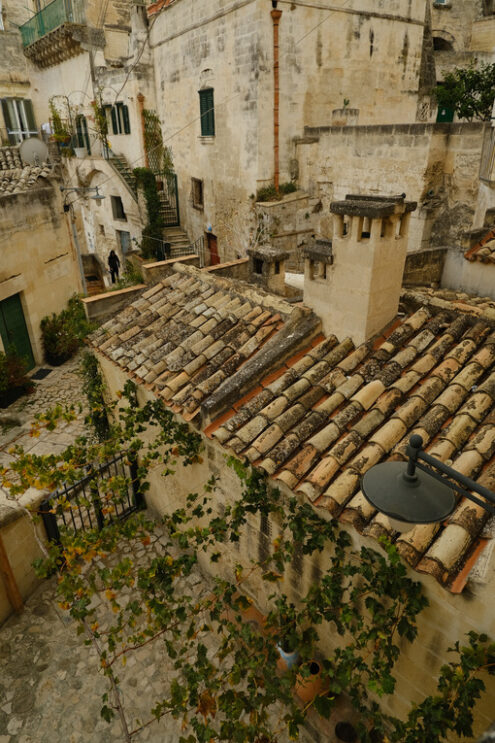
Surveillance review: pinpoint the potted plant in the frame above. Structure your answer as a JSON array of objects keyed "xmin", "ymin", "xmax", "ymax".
[
  {"xmin": 295, "ymin": 660, "xmax": 324, "ymax": 703},
  {"xmin": 275, "ymin": 612, "xmax": 300, "ymax": 671}
]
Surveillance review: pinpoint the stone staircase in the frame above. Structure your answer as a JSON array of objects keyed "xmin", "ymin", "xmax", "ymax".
[
  {"xmin": 158, "ymin": 190, "xmax": 178, "ymax": 227},
  {"xmin": 82, "ymin": 254, "xmax": 105, "ymax": 296},
  {"xmin": 163, "ymin": 226, "xmax": 194, "ymax": 259},
  {"xmin": 109, "ymin": 154, "xmax": 137, "ymax": 199}
]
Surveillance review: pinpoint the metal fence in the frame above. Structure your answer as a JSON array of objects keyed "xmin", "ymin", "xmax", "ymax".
[
  {"xmin": 19, "ymin": 0, "xmax": 86, "ymax": 47},
  {"xmin": 40, "ymin": 452, "xmax": 144, "ymax": 545}
]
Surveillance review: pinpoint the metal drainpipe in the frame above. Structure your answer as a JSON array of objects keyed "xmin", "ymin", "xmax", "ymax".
[
  {"xmin": 137, "ymin": 93, "xmax": 149, "ymax": 168},
  {"xmin": 271, "ymin": 4, "xmax": 282, "ymax": 192}
]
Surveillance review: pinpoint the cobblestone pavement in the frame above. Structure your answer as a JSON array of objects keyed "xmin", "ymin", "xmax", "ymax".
[
  {"xmin": 0, "ymin": 355, "xmax": 88, "ymax": 478},
  {"xmin": 0, "ymin": 525, "xmax": 323, "ymax": 743}
]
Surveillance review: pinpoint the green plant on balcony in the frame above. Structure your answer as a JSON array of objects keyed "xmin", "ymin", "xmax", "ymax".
[{"xmin": 91, "ymin": 93, "xmax": 109, "ymax": 155}]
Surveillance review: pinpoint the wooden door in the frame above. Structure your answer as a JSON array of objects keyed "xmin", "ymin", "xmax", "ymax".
[
  {"xmin": 0, "ymin": 294, "xmax": 35, "ymax": 370},
  {"xmin": 207, "ymin": 233, "xmax": 219, "ymax": 265}
]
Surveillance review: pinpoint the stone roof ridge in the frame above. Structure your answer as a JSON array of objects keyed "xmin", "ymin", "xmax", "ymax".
[
  {"xmin": 401, "ymin": 288, "xmax": 495, "ymax": 325},
  {"xmin": 173, "ymin": 262, "xmax": 303, "ymax": 319}
]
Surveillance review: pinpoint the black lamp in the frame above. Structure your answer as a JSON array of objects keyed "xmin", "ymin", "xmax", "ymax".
[{"xmin": 361, "ymin": 434, "xmax": 495, "ymax": 528}]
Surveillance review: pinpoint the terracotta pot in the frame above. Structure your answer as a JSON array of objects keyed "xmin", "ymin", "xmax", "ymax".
[{"xmin": 295, "ymin": 660, "xmax": 322, "ymax": 703}]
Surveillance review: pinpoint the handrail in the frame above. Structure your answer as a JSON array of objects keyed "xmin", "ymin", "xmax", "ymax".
[{"xmin": 19, "ymin": 0, "xmax": 86, "ymax": 47}]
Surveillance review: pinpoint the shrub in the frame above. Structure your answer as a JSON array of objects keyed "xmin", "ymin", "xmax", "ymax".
[
  {"xmin": 0, "ymin": 348, "xmax": 33, "ymax": 407},
  {"xmin": 40, "ymin": 295, "xmax": 94, "ymax": 366},
  {"xmin": 256, "ymin": 182, "xmax": 298, "ymax": 202},
  {"xmin": 112, "ymin": 260, "xmax": 144, "ymax": 291}
]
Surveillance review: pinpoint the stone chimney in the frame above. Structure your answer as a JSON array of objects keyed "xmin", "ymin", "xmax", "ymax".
[
  {"xmin": 303, "ymin": 195, "xmax": 417, "ymax": 345},
  {"xmin": 247, "ymin": 244, "xmax": 289, "ymax": 296}
]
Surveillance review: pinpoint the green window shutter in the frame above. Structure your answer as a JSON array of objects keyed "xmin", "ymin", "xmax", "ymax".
[
  {"xmin": 199, "ymin": 88, "xmax": 215, "ymax": 136},
  {"xmin": 23, "ymin": 99, "xmax": 37, "ymax": 132},
  {"xmin": 110, "ymin": 106, "xmax": 119, "ymax": 135},
  {"xmin": 122, "ymin": 104, "xmax": 131, "ymax": 134},
  {"xmin": 76, "ymin": 115, "xmax": 84, "ymax": 147}
]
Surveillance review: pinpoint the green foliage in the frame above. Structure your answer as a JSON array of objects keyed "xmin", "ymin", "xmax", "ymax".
[
  {"xmin": 133, "ymin": 167, "xmax": 164, "ymax": 259},
  {"xmin": 142, "ymin": 109, "xmax": 174, "ymax": 176},
  {"xmin": 91, "ymin": 92, "xmax": 109, "ymax": 147},
  {"xmin": 2, "ymin": 394, "xmax": 493, "ymax": 743},
  {"xmin": 49, "ymin": 97, "xmax": 72, "ymax": 143},
  {"xmin": 0, "ymin": 347, "xmax": 33, "ymax": 404},
  {"xmin": 112, "ymin": 260, "xmax": 144, "ymax": 291},
  {"xmin": 40, "ymin": 295, "xmax": 95, "ymax": 366},
  {"xmin": 256, "ymin": 182, "xmax": 297, "ymax": 202},
  {"xmin": 79, "ymin": 351, "xmax": 110, "ymax": 441},
  {"xmin": 435, "ymin": 62, "xmax": 495, "ymax": 121}
]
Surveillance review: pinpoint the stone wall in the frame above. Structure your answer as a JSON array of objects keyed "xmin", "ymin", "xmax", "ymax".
[
  {"xmin": 0, "ymin": 490, "xmax": 48, "ymax": 626},
  {"xmin": 442, "ymin": 247, "xmax": 495, "ymax": 301},
  {"xmin": 81, "ymin": 284, "xmax": 146, "ymax": 322},
  {"xmin": 256, "ymin": 192, "xmax": 319, "ymax": 273},
  {"xmin": 96, "ymin": 354, "xmax": 495, "ymax": 740},
  {"xmin": 0, "ymin": 184, "xmax": 81, "ymax": 364},
  {"xmin": 150, "ymin": 0, "xmax": 428, "ymax": 261},
  {"xmin": 403, "ymin": 247, "xmax": 446, "ymax": 286},
  {"xmin": 296, "ymin": 122, "xmax": 485, "ymax": 254}
]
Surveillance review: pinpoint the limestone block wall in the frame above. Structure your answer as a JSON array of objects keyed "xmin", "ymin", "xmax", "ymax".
[
  {"xmin": 96, "ymin": 353, "xmax": 495, "ymax": 738},
  {"xmin": 442, "ymin": 248, "xmax": 495, "ymax": 302},
  {"xmin": 0, "ymin": 490, "xmax": 48, "ymax": 626},
  {"xmin": 297, "ymin": 122, "xmax": 485, "ymax": 254},
  {"xmin": 256, "ymin": 192, "xmax": 319, "ymax": 273},
  {"xmin": 150, "ymin": 0, "xmax": 427, "ymax": 260},
  {"xmin": 0, "ymin": 185, "xmax": 81, "ymax": 364}
]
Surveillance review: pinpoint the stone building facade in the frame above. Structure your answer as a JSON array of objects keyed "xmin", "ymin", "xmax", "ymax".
[
  {"xmin": 148, "ymin": 0, "xmax": 430, "ymax": 262},
  {"xmin": 0, "ymin": 149, "xmax": 81, "ymax": 366}
]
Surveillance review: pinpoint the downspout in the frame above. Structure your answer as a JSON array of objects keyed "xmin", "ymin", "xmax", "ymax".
[
  {"xmin": 271, "ymin": 1, "xmax": 282, "ymax": 192},
  {"xmin": 137, "ymin": 93, "xmax": 149, "ymax": 168}
]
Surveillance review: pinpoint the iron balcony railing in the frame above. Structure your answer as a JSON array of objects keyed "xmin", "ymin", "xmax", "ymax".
[{"xmin": 19, "ymin": 0, "xmax": 86, "ymax": 48}]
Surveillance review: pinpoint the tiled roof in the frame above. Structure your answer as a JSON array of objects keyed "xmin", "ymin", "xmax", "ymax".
[
  {"xmin": 0, "ymin": 146, "xmax": 52, "ymax": 196},
  {"xmin": 210, "ymin": 297, "xmax": 495, "ymax": 592},
  {"xmin": 89, "ymin": 264, "xmax": 320, "ymax": 422},
  {"xmin": 464, "ymin": 227, "xmax": 495, "ymax": 264}
]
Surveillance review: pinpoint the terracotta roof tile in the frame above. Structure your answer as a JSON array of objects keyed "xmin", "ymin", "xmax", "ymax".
[
  {"xmin": 89, "ymin": 265, "xmax": 298, "ymax": 419},
  {"xmin": 209, "ymin": 297, "xmax": 495, "ymax": 591}
]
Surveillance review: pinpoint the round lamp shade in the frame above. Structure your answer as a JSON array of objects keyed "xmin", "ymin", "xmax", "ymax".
[{"xmin": 361, "ymin": 461, "xmax": 457, "ymax": 525}]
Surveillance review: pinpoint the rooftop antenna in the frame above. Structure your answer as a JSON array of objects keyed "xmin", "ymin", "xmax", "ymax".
[{"xmin": 19, "ymin": 137, "xmax": 49, "ymax": 167}]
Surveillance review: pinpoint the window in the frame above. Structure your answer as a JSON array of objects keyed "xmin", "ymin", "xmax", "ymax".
[
  {"xmin": 199, "ymin": 88, "xmax": 215, "ymax": 137},
  {"xmin": 75, "ymin": 114, "xmax": 91, "ymax": 153},
  {"xmin": 482, "ymin": 0, "xmax": 495, "ymax": 13},
  {"xmin": 1, "ymin": 98, "xmax": 37, "ymax": 144},
  {"xmin": 117, "ymin": 230, "xmax": 131, "ymax": 255},
  {"xmin": 111, "ymin": 195, "xmax": 127, "ymax": 221},
  {"xmin": 191, "ymin": 178, "xmax": 204, "ymax": 209},
  {"xmin": 105, "ymin": 102, "xmax": 131, "ymax": 136}
]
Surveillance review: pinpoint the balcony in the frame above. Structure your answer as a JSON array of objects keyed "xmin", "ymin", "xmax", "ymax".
[{"xmin": 19, "ymin": 0, "xmax": 102, "ymax": 68}]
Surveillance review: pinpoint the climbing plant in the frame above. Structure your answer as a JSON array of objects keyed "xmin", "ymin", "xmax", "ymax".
[
  {"xmin": 1, "ymin": 384, "xmax": 494, "ymax": 743},
  {"xmin": 133, "ymin": 166, "xmax": 164, "ymax": 259},
  {"xmin": 142, "ymin": 109, "xmax": 174, "ymax": 176}
]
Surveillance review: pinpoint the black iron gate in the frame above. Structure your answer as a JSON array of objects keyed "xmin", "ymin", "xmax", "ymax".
[
  {"xmin": 40, "ymin": 452, "xmax": 144, "ymax": 545},
  {"xmin": 161, "ymin": 172, "xmax": 180, "ymax": 227}
]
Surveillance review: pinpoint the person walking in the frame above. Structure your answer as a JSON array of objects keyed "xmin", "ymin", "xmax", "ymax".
[{"xmin": 108, "ymin": 249, "xmax": 121, "ymax": 284}]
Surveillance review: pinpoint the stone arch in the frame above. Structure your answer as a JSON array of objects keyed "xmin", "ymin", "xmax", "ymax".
[{"xmin": 432, "ymin": 29, "xmax": 456, "ymax": 51}]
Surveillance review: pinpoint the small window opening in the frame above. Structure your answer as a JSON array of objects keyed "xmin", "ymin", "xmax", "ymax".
[
  {"xmin": 111, "ymin": 195, "xmax": 127, "ymax": 221},
  {"xmin": 254, "ymin": 258, "xmax": 263, "ymax": 275},
  {"xmin": 274, "ymin": 260, "xmax": 280, "ymax": 275},
  {"xmin": 191, "ymin": 177, "xmax": 204, "ymax": 209}
]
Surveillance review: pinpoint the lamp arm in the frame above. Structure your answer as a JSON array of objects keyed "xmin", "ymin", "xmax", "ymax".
[
  {"xmin": 417, "ymin": 450, "xmax": 495, "ymax": 508},
  {"xmin": 414, "ymin": 460, "xmax": 495, "ymax": 516}
]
